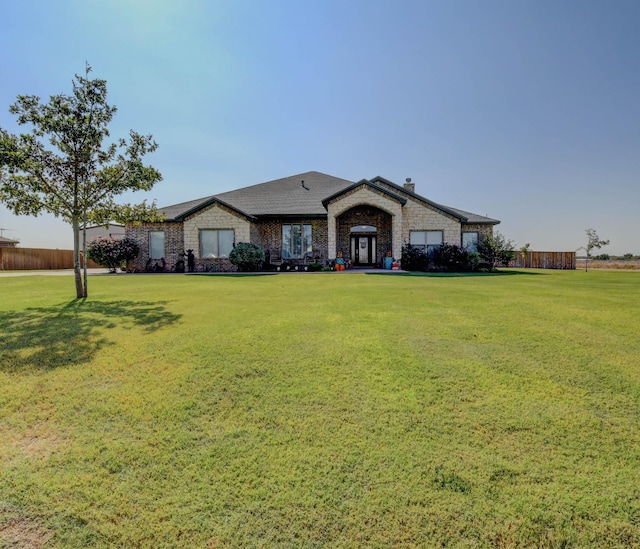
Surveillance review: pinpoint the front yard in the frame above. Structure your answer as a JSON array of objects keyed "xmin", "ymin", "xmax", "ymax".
[{"xmin": 1, "ymin": 270, "xmax": 638, "ymax": 547}]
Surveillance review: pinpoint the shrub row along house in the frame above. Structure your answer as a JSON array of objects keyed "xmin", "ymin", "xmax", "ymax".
[{"xmin": 126, "ymin": 171, "xmax": 500, "ymax": 271}]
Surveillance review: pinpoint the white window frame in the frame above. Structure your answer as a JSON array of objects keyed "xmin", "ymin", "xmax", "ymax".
[
  {"xmin": 199, "ymin": 229, "xmax": 234, "ymax": 258},
  {"xmin": 410, "ymin": 230, "xmax": 443, "ymax": 253},
  {"xmin": 282, "ymin": 224, "xmax": 312, "ymax": 259},
  {"xmin": 149, "ymin": 231, "xmax": 165, "ymax": 259}
]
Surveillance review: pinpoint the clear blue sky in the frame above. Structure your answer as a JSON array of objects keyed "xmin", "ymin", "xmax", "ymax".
[{"xmin": 1, "ymin": 0, "xmax": 638, "ymax": 254}]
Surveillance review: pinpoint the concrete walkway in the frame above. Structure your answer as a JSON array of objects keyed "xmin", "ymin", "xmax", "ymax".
[{"xmin": 0, "ymin": 268, "xmax": 110, "ymax": 277}]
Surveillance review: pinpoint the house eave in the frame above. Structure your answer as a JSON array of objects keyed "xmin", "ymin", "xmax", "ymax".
[{"xmin": 256, "ymin": 213, "xmax": 328, "ymax": 220}]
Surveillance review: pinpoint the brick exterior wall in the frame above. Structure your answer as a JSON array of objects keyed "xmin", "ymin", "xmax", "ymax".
[
  {"xmin": 461, "ymin": 223, "xmax": 494, "ymax": 250},
  {"xmin": 259, "ymin": 218, "xmax": 328, "ymax": 264},
  {"xmin": 461, "ymin": 223, "xmax": 494, "ymax": 242},
  {"xmin": 126, "ymin": 222, "xmax": 184, "ymax": 271}
]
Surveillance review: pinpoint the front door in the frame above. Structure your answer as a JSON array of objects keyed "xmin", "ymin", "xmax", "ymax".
[{"xmin": 351, "ymin": 235, "xmax": 376, "ymax": 266}]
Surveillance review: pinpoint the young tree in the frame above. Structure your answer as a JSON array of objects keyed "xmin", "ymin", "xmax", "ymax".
[
  {"xmin": 519, "ymin": 242, "xmax": 531, "ymax": 268},
  {"xmin": 0, "ymin": 65, "xmax": 162, "ymax": 297},
  {"xmin": 478, "ymin": 231, "xmax": 515, "ymax": 270},
  {"xmin": 581, "ymin": 228, "xmax": 610, "ymax": 272}
]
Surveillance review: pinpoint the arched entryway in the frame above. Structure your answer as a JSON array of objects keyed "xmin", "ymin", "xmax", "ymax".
[{"xmin": 336, "ymin": 205, "xmax": 392, "ymax": 267}]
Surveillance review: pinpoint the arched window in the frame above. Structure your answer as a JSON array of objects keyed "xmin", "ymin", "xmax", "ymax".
[{"xmin": 350, "ymin": 225, "xmax": 377, "ymax": 233}]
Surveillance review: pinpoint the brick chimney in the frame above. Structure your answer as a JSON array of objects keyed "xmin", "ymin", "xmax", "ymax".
[{"xmin": 403, "ymin": 177, "xmax": 415, "ymax": 193}]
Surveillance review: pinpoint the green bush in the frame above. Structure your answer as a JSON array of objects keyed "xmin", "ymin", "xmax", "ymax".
[
  {"xmin": 228, "ymin": 242, "xmax": 265, "ymax": 272},
  {"xmin": 87, "ymin": 236, "xmax": 140, "ymax": 272},
  {"xmin": 402, "ymin": 243, "xmax": 479, "ymax": 272},
  {"xmin": 429, "ymin": 243, "xmax": 474, "ymax": 271},
  {"xmin": 401, "ymin": 244, "xmax": 429, "ymax": 271},
  {"xmin": 478, "ymin": 232, "xmax": 515, "ymax": 270}
]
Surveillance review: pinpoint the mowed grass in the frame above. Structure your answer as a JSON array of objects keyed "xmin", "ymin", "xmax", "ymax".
[{"xmin": 0, "ymin": 270, "xmax": 639, "ymax": 548}]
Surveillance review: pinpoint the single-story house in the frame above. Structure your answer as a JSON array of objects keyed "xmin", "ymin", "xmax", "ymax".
[
  {"xmin": 126, "ymin": 171, "xmax": 500, "ymax": 271},
  {"xmin": 83, "ymin": 223, "xmax": 125, "ymax": 248},
  {"xmin": 0, "ymin": 236, "xmax": 19, "ymax": 248}
]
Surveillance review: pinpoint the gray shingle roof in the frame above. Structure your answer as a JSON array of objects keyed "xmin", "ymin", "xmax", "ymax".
[
  {"xmin": 446, "ymin": 207, "xmax": 500, "ymax": 224},
  {"xmin": 215, "ymin": 171, "xmax": 355, "ymax": 217},
  {"xmin": 159, "ymin": 171, "xmax": 499, "ymax": 225}
]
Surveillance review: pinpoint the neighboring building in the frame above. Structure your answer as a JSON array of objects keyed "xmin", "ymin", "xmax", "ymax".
[
  {"xmin": 127, "ymin": 171, "xmax": 500, "ymax": 271},
  {"xmin": 0, "ymin": 236, "xmax": 19, "ymax": 248},
  {"xmin": 83, "ymin": 223, "xmax": 125, "ymax": 248}
]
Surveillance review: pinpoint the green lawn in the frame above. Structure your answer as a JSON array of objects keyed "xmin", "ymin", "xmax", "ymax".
[{"xmin": 1, "ymin": 270, "xmax": 639, "ymax": 547}]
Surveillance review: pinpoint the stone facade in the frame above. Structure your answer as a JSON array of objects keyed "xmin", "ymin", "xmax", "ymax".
[
  {"xmin": 400, "ymin": 199, "xmax": 461, "ymax": 246},
  {"xmin": 326, "ymin": 185, "xmax": 403, "ymax": 261},
  {"xmin": 183, "ymin": 202, "xmax": 252, "ymax": 272}
]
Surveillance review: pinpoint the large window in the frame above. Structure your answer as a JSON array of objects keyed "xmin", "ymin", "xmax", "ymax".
[
  {"xmin": 200, "ymin": 229, "xmax": 234, "ymax": 258},
  {"xmin": 410, "ymin": 230, "xmax": 443, "ymax": 253},
  {"xmin": 282, "ymin": 224, "xmax": 312, "ymax": 259},
  {"xmin": 462, "ymin": 232, "xmax": 479, "ymax": 253},
  {"xmin": 149, "ymin": 231, "xmax": 165, "ymax": 259}
]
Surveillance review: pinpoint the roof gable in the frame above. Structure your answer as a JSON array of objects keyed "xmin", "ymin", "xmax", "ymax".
[
  {"xmin": 173, "ymin": 196, "xmax": 257, "ymax": 222},
  {"xmin": 369, "ymin": 176, "xmax": 466, "ymax": 221},
  {"xmin": 321, "ymin": 179, "xmax": 407, "ymax": 209}
]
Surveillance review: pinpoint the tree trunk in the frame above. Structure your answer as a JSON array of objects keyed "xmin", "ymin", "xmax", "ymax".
[
  {"xmin": 82, "ymin": 216, "xmax": 88, "ymax": 297},
  {"xmin": 72, "ymin": 218, "xmax": 86, "ymax": 298}
]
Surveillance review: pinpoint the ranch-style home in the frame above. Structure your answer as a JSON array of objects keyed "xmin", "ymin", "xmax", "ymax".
[{"xmin": 126, "ymin": 171, "xmax": 500, "ymax": 272}]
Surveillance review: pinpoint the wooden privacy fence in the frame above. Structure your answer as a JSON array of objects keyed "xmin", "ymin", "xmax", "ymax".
[
  {"xmin": 508, "ymin": 251, "xmax": 576, "ymax": 270},
  {"xmin": 0, "ymin": 248, "xmax": 99, "ymax": 270}
]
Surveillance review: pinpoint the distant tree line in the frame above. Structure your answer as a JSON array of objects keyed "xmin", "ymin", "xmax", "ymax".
[{"xmin": 579, "ymin": 253, "xmax": 639, "ymax": 261}]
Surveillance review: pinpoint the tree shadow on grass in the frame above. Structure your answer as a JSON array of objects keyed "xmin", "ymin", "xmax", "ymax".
[{"xmin": 0, "ymin": 300, "xmax": 181, "ymax": 372}]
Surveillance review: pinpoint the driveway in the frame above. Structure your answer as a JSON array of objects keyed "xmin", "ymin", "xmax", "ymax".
[{"xmin": 0, "ymin": 268, "xmax": 110, "ymax": 277}]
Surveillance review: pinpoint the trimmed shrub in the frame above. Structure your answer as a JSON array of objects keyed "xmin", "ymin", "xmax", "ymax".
[
  {"xmin": 402, "ymin": 243, "xmax": 480, "ymax": 272},
  {"xmin": 229, "ymin": 242, "xmax": 265, "ymax": 272},
  {"xmin": 430, "ymin": 243, "xmax": 471, "ymax": 272},
  {"xmin": 87, "ymin": 236, "xmax": 140, "ymax": 272},
  {"xmin": 401, "ymin": 244, "xmax": 429, "ymax": 272}
]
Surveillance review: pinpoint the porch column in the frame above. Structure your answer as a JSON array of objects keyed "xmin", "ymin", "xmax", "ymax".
[
  {"xmin": 327, "ymin": 209, "xmax": 337, "ymax": 260},
  {"xmin": 392, "ymin": 214, "xmax": 402, "ymax": 262}
]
